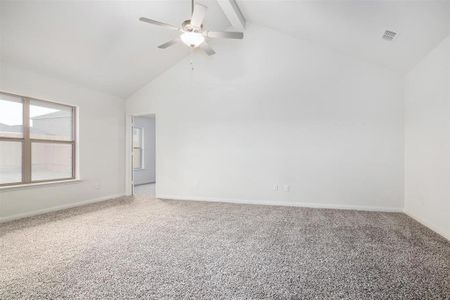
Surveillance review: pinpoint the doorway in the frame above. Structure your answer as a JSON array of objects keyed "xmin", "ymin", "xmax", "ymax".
[{"xmin": 131, "ymin": 114, "xmax": 155, "ymax": 197}]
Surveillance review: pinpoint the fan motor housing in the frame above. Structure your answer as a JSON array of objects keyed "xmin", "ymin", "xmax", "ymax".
[{"xmin": 182, "ymin": 20, "xmax": 203, "ymax": 33}]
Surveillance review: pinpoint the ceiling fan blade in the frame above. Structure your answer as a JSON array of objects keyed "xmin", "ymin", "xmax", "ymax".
[
  {"xmin": 207, "ymin": 31, "xmax": 244, "ymax": 39},
  {"xmin": 139, "ymin": 17, "xmax": 179, "ymax": 31},
  {"xmin": 158, "ymin": 38, "xmax": 179, "ymax": 49},
  {"xmin": 199, "ymin": 42, "xmax": 216, "ymax": 56},
  {"xmin": 191, "ymin": 4, "xmax": 207, "ymax": 27}
]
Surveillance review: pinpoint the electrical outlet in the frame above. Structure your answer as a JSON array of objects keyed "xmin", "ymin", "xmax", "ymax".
[
  {"xmin": 273, "ymin": 184, "xmax": 279, "ymax": 191},
  {"xmin": 283, "ymin": 185, "xmax": 290, "ymax": 192},
  {"xmin": 95, "ymin": 182, "xmax": 100, "ymax": 190}
]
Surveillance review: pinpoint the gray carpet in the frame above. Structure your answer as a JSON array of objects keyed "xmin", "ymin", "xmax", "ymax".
[{"xmin": 1, "ymin": 196, "xmax": 449, "ymax": 299}]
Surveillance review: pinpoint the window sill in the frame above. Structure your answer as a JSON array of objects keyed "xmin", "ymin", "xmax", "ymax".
[{"xmin": 0, "ymin": 179, "xmax": 82, "ymax": 191}]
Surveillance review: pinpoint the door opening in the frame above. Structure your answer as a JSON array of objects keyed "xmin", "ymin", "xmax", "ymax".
[{"xmin": 131, "ymin": 114, "xmax": 156, "ymax": 197}]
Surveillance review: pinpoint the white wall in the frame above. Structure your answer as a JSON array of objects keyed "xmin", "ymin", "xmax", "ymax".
[
  {"xmin": 126, "ymin": 23, "xmax": 404, "ymax": 211},
  {"xmin": 133, "ymin": 115, "xmax": 155, "ymax": 185},
  {"xmin": 0, "ymin": 63, "xmax": 125, "ymax": 221},
  {"xmin": 404, "ymin": 34, "xmax": 450, "ymax": 240}
]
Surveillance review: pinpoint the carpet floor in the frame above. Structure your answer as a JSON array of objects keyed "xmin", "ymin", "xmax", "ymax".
[{"xmin": 1, "ymin": 196, "xmax": 449, "ymax": 299}]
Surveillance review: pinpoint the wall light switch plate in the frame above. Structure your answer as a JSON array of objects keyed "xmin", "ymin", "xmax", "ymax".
[{"xmin": 284, "ymin": 185, "xmax": 290, "ymax": 192}]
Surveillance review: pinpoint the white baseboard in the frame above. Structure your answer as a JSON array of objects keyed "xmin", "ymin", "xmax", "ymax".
[
  {"xmin": 0, "ymin": 193, "xmax": 126, "ymax": 223},
  {"xmin": 156, "ymin": 194, "xmax": 403, "ymax": 212},
  {"xmin": 403, "ymin": 209, "xmax": 450, "ymax": 241},
  {"xmin": 134, "ymin": 182, "xmax": 155, "ymax": 186},
  {"xmin": 4, "ymin": 192, "xmax": 446, "ymax": 241}
]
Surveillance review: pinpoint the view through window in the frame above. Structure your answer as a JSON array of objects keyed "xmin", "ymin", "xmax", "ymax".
[
  {"xmin": 133, "ymin": 127, "xmax": 144, "ymax": 170},
  {"xmin": 0, "ymin": 92, "xmax": 76, "ymax": 186}
]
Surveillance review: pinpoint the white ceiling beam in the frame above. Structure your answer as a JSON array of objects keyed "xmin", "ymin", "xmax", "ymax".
[{"xmin": 217, "ymin": 0, "xmax": 246, "ymax": 30}]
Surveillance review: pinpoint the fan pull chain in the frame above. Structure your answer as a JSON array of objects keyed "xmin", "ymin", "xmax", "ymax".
[{"xmin": 190, "ymin": 49, "xmax": 195, "ymax": 71}]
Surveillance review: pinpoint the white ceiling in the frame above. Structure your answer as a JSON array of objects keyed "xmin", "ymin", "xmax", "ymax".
[
  {"xmin": 0, "ymin": 0, "xmax": 230, "ymax": 98},
  {"xmin": 1, "ymin": 1, "xmax": 450, "ymax": 98},
  {"xmin": 237, "ymin": 0, "xmax": 450, "ymax": 72}
]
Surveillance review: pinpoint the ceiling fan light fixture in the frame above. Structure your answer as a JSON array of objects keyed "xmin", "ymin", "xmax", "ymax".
[
  {"xmin": 139, "ymin": 1, "xmax": 243, "ymax": 55},
  {"xmin": 180, "ymin": 32, "xmax": 205, "ymax": 48}
]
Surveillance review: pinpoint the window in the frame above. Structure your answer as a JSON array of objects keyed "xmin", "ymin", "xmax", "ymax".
[
  {"xmin": 133, "ymin": 127, "xmax": 144, "ymax": 170},
  {"xmin": 0, "ymin": 92, "xmax": 76, "ymax": 186}
]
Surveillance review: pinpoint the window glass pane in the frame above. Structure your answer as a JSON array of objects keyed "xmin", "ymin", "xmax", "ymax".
[
  {"xmin": 133, "ymin": 148, "xmax": 142, "ymax": 169},
  {"xmin": 0, "ymin": 141, "xmax": 22, "ymax": 184},
  {"xmin": 133, "ymin": 128, "xmax": 142, "ymax": 147},
  {"xmin": 30, "ymin": 99, "xmax": 73, "ymax": 141},
  {"xmin": 0, "ymin": 94, "xmax": 23, "ymax": 138},
  {"xmin": 32, "ymin": 143, "xmax": 72, "ymax": 181}
]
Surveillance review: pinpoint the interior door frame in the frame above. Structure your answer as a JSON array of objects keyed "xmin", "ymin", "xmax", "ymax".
[{"xmin": 125, "ymin": 112, "xmax": 155, "ymax": 196}]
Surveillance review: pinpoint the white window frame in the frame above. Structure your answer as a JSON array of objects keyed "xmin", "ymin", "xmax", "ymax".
[
  {"xmin": 0, "ymin": 91, "xmax": 77, "ymax": 187},
  {"xmin": 133, "ymin": 127, "xmax": 144, "ymax": 170}
]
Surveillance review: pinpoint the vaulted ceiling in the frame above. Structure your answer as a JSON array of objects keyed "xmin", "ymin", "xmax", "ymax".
[
  {"xmin": 0, "ymin": 0, "xmax": 230, "ymax": 98},
  {"xmin": 238, "ymin": 0, "xmax": 450, "ymax": 72},
  {"xmin": 1, "ymin": 1, "xmax": 450, "ymax": 98}
]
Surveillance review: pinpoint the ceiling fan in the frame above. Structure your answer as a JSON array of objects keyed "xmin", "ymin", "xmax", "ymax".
[{"xmin": 139, "ymin": 0, "xmax": 244, "ymax": 56}]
